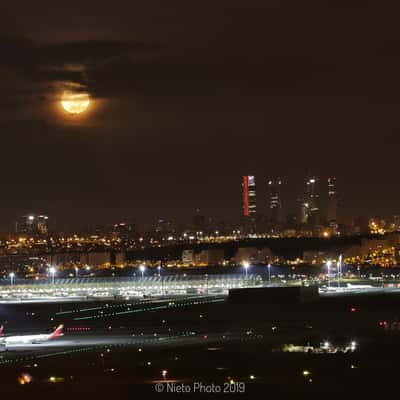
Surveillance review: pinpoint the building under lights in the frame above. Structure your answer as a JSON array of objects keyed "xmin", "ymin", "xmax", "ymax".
[
  {"xmin": 242, "ymin": 175, "xmax": 257, "ymax": 233},
  {"xmin": 16, "ymin": 214, "xmax": 49, "ymax": 235},
  {"xmin": 327, "ymin": 177, "xmax": 338, "ymax": 227},
  {"xmin": 267, "ymin": 178, "xmax": 284, "ymax": 225},
  {"xmin": 112, "ymin": 222, "xmax": 133, "ymax": 243},
  {"xmin": 299, "ymin": 177, "xmax": 320, "ymax": 226},
  {"xmin": 242, "ymin": 175, "xmax": 256, "ymax": 218}
]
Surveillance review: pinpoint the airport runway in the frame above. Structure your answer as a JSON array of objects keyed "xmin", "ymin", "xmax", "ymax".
[
  {"xmin": 320, "ymin": 287, "xmax": 400, "ymax": 296},
  {"xmin": 1, "ymin": 332, "xmax": 233, "ymax": 352}
]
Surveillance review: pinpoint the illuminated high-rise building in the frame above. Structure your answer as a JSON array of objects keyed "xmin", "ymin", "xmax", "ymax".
[
  {"xmin": 307, "ymin": 177, "xmax": 319, "ymax": 222},
  {"xmin": 299, "ymin": 177, "xmax": 319, "ymax": 226},
  {"xmin": 299, "ymin": 198, "xmax": 309, "ymax": 225},
  {"xmin": 16, "ymin": 214, "xmax": 49, "ymax": 235},
  {"xmin": 242, "ymin": 175, "xmax": 256, "ymax": 218},
  {"xmin": 267, "ymin": 178, "xmax": 283, "ymax": 224},
  {"xmin": 327, "ymin": 177, "xmax": 337, "ymax": 226},
  {"xmin": 112, "ymin": 222, "xmax": 132, "ymax": 243}
]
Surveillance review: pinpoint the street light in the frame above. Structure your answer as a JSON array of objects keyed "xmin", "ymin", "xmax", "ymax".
[
  {"xmin": 157, "ymin": 265, "xmax": 161, "ymax": 277},
  {"xmin": 162, "ymin": 370, "xmax": 168, "ymax": 381},
  {"xmin": 326, "ymin": 260, "xmax": 332, "ymax": 289},
  {"xmin": 9, "ymin": 272, "xmax": 15, "ymax": 286},
  {"xmin": 139, "ymin": 265, "xmax": 145, "ymax": 280},
  {"xmin": 243, "ymin": 261, "xmax": 250, "ymax": 282},
  {"xmin": 337, "ymin": 254, "xmax": 343, "ymax": 288},
  {"xmin": 49, "ymin": 267, "xmax": 56, "ymax": 285},
  {"xmin": 267, "ymin": 264, "xmax": 271, "ymax": 283},
  {"xmin": 75, "ymin": 267, "xmax": 79, "ymax": 279}
]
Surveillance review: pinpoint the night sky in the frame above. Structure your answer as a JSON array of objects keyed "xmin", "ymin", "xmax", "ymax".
[{"xmin": 1, "ymin": 1, "xmax": 399, "ymax": 232}]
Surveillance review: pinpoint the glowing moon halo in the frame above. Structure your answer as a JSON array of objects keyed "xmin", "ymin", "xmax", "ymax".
[{"xmin": 61, "ymin": 91, "xmax": 90, "ymax": 114}]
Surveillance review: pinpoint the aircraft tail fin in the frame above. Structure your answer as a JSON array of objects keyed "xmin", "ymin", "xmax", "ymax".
[{"xmin": 49, "ymin": 324, "xmax": 64, "ymax": 340}]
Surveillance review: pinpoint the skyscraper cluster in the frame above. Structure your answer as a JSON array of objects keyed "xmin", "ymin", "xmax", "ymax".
[
  {"xmin": 16, "ymin": 214, "xmax": 49, "ymax": 236},
  {"xmin": 241, "ymin": 175, "xmax": 338, "ymax": 233}
]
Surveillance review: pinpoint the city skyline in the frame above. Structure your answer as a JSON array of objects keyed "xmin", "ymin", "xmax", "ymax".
[{"xmin": 4, "ymin": 173, "xmax": 400, "ymax": 235}]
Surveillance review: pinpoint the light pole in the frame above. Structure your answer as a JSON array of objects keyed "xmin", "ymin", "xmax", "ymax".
[
  {"xmin": 162, "ymin": 370, "xmax": 168, "ymax": 381},
  {"xmin": 326, "ymin": 260, "xmax": 332, "ymax": 289},
  {"xmin": 243, "ymin": 261, "xmax": 250, "ymax": 283},
  {"xmin": 49, "ymin": 267, "xmax": 56, "ymax": 285},
  {"xmin": 140, "ymin": 265, "xmax": 145, "ymax": 280},
  {"xmin": 337, "ymin": 254, "xmax": 342, "ymax": 288},
  {"xmin": 205, "ymin": 273, "xmax": 209, "ymax": 295},
  {"xmin": 9, "ymin": 272, "xmax": 15, "ymax": 286},
  {"xmin": 75, "ymin": 267, "xmax": 79, "ymax": 279},
  {"xmin": 267, "ymin": 264, "xmax": 271, "ymax": 284},
  {"xmin": 158, "ymin": 265, "xmax": 163, "ymax": 295}
]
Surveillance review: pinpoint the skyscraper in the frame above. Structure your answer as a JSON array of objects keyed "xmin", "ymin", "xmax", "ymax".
[
  {"xmin": 299, "ymin": 198, "xmax": 309, "ymax": 225},
  {"xmin": 267, "ymin": 178, "xmax": 283, "ymax": 224},
  {"xmin": 327, "ymin": 177, "xmax": 338, "ymax": 226},
  {"xmin": 307, "ymin": 177, "xmax": 320, "ymax": 226},
  {"xmin": 299, "ymin": 177, "xmax": 320, "ymax": 226},
  {"xmin": 112, "ymin": 222, "xmax": 133, "ymax": 243},
  {"xmin": 242, "ymin": 175, "xmax": 256, "ymax": 218}
]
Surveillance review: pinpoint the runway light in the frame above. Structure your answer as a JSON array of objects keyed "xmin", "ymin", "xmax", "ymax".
[
  {"xmin": 302, "ymin": 370, "xmax": 311, "ymax": 376},
  {"xmin": 249, "ymin": 375, "xmax": 255, "ymax": 380}
]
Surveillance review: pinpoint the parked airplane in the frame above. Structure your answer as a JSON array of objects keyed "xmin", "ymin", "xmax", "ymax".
[
  {"xmin": 0, "ymin": 324, "xmax": 64, "ymax": 347},
  {"xmin": 346, "ymin": 283, "xmax": 373, "ymax": 289}
]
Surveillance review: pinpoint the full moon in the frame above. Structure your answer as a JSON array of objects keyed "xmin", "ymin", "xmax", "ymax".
[{"xmin": 61, "ymin": 91, "xmax": 90, "ymax": 114}]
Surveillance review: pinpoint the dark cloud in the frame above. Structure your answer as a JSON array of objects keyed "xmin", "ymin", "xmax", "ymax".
[{"xmin": 0, "ymin": 35, "xmax": 163, "ymax": 105}]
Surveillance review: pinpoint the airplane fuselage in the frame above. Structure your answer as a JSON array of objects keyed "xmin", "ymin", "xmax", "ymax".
[
  {"xmin": 2, "ymin": 334, "xmax": 53, "ymax": 345},
  {"xmin": 0, "ymin": 324, "xmax": 64, "ymax": 347}
]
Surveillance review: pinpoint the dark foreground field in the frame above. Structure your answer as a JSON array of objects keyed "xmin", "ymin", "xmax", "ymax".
[{"xmin": 1, "ymin": 292, "xmax": 400, "ymax": 399}]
